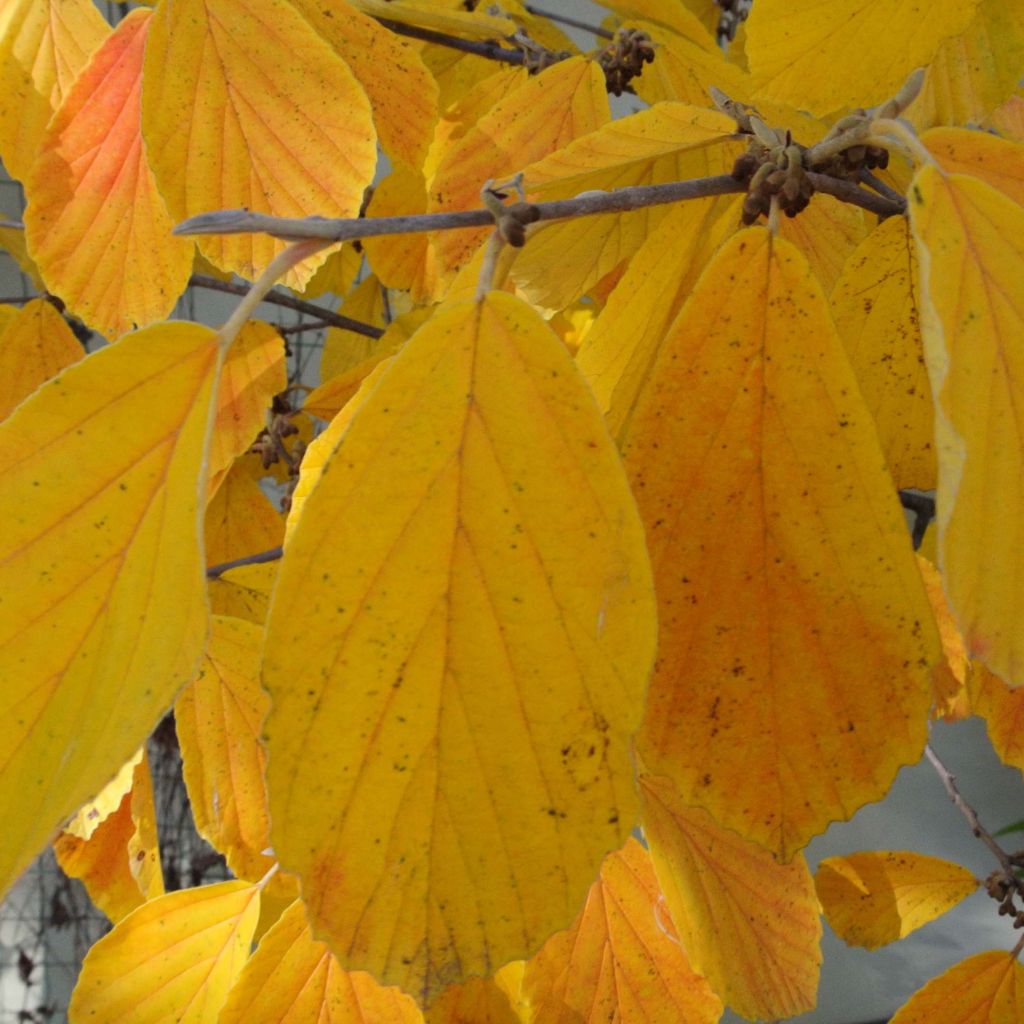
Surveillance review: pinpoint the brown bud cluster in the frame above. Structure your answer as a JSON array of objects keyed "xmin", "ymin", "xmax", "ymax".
[
  {"xmin": 732, "ymin": 135, "xmax": 814, "ymax": 224},
  {"xmin": 807, "ymin": 113, "xmax": 890, "ymax": 181},
  {"xmin": 984, "ymin": 867, "xmax": 1024, "ymax": 929},
  {"xmin": 599, "ymin": 28, "xmax": 655, "ymax": 96},
  {"xmin": 496, "ymin": 201, "xmax": 541, "ymax": 247},
  {"xmin": 250, "ymin": 392, "xmax": 306, "ymax": 510}
]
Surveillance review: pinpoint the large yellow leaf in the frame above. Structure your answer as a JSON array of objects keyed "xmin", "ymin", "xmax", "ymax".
[
  {"xmin": 640, "ymin": 773, "xmax": 821, "ymax": 1021},
  {"xmin": 889, "ymin": 951, "xmax": 1024, "ymax": 1024},
  {"xmin": 774, "ymin": 192, "xmax": 867, "ymax": 294},
  {"xmin": 0, "ymin": 297, "xmax": 84, "ymax": 420},
  {"xmin": 0, "ymin": 321, "xmax": 220, "ymax": 898},
  {"xmin": 219, "ymin": 898, "xmax": 422, "ymax": 1024},
  {"xmin": 0, "ymin": 0, "xmax": 109, "ymax": 180},
  {"xmin": 624, "ymin": 227, "xmax": 938, "ymax": 858},
  {"xmin": 923, "ymin": 127, "xmax": 1024, "ymax": 206},
  {"xmin": 175, "ymin": 616, "xmax": 276, "ymax": 884},
  {"xmin": 910, "ymin": 0, "xmax": 1024, "ymax": 129},
  {"xmin": 745, "ymin": 0, "xmax": 980, "ymax": 115},
  {"xmin": 816, "ymin": 851, "xmax": 978, "ymax": 950},
  {"xmin": 68, "ymin": 879, "xmax": 261, "ymax": 1022},
  {"xmin": 288, "ymin": 0, "xmax": 437, "ymax": 169},
  {"xmin": 908, "ymin": 167, "xmax": 1024, "ymax": 686},
  {"xmin": 829, "ymin": 215, "xmax": 935, "ymax": 490},
  {"xmin": 142, "ymin": 0, "xmax": 376, "ymax": 290},
  {"xmin": 511, "ymin": 104, "xmax": 739, "ymax": 312},
  {"xmin": 262, "ymin": 292, "xmax": 656, "ymax": 1001},
  {"xmin": 24, "ymin": 10, "xmax": 193, "ymax": 339},
  {"xmin": 518, "ymin": 837, "xmax": 724, "ymax": 1024},
  {"xmin": 428, "ymin": 57, "xmax": 610, "ymax": 274}
]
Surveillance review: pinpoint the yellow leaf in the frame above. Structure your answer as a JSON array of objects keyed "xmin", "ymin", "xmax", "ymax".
[
  {"xmin": 68, "ymin": 879, "xmax": 261, "ymax": 1023},
  {"xmin": 206, "ymin": 464, "xmax": 284, "ymax": 566},
  {"xmin": 262, "ymin": 292, "xmax": 656, "ymax": 1001},
  {"xmin": 624, "ymin": 227, "xmax": 938, "ymax": 858},
  {"xmin": 0, "ymin": 297, "xmax": 84, "ymax": 421},
  {"xmin": 425, "ymin": 976, "xmax": 519, "ymax": 1024},
  {"xmin": 889, "ymin": 951, "xmax": 1024, "ymax": 1024},
  {"xmin": 745, "ymin": 0, "xmax": 980, "ymax": 116},
  {"xmin": 142, "ymin": 0, "xmax": 376, "ymax": 290},
  {"xmin": 829, "ymin": 215, "xmax": 935, "ymax": 490},
  {"xmin": 429, "ymin": 57, "xmax": 610, "ymax": 275},
  {"xmin": 923, "ymin": 127, "xmax": 1024, "ymax": 206},
  {"xmin": 0, "ymin": 224, "xmax": 45, "ymax": 289},
  {"xmin": 511, "ymin": 103, "xmax": 739, "ymax": 312},
  {"xmin": 126, "ymin": 749, "xmax": 164, "ymax": 902},
  {"xmin": 207, "ymin": 320, "xmax": 286, "ymax": 494},
  {"xmin": 518, "ymin": 837, "xmax": 724, "ymax": 1024},
  {"xmin": 0, "ymin": 0, "xmax": 109, "ymax": 180},
  {"xmin": 176, "ymin": 616, "xmax": 277, "ymax": 884},
  {"xmin": 219, "ymin": 898, "xmax": 423, "ymax": 1024},
  {"xmin": 319, "ymin": 276, "xmax": 389, "ymax": 382},
  {"xmin": 640, "ymin": 773, "xmax": 821, "ymax": 1021},
  {"xmin": 908, "ymin": 167, "xmax": 1024, "ymax": 686},
  {"xmin": 289, "ymin": 0, "xmax": 438, "ymax": 169},
  {"xmin": 816, "ymin": 851, "xmax": 978, "ymax": 950},
  {"xmin": 909, "ymin": 0, "xmax": 1024, "ymax": 129},
  {"xmin": 774, "ymin": 192, "xmax": 868, "ymax": 294},
  {"xmin": 298, "ymin": 244, "xmax": 361, "ymax": 301},
  {"xmin": 575, "ymin": 195, "xmax": 737, "ymax": 441},
  {"xmin": 915, "ymin": 554, "xmax": 971, "ymax": 720},
  {"xmin": 970, "ymin": 664, "xmax": 1024, "ymax": 773},
  {"xmin": 208, "ymin": 562, "xmax": 278, "ymax": 625},
  {"xmin": 0, "ymin": 321, "xmax": 220, "ymax": 898},
  {"xmin": 24, "ymin": 10, "xmax": 193, "ymax": 339}
]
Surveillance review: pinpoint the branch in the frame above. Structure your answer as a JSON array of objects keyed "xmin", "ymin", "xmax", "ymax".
[
  {"xmin": 523, "ymin": 4, "xmax": 613, "ymax": 39},
  {"xmin": 377, "ymin": 18, "xmax": 527, "ymax": 64},
  {"xmin": 190, "ymin": 274, "xmax": 384, "ymax": 338},
  {"xmin": 206, "ymin": 546, "xmax": 283, "ymax": 579},
  {"xmin": 925, "ymin": 743, "xmax": 1024, "ymax": 896},
  {"xmin": 899, "ymin": 490, "xmax": 936, "ymax": 550}
]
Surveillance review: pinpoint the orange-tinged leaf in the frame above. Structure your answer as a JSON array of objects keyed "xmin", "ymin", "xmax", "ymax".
[
  {"xmin": 512, "ymin": 104, "xmax": 739, "ymax": 311},
  {"xmin": 0, "ymin": 321, "xmax": 220, "ymax": 898},
  {"xmin": 889, "ymin": 950, "xmax": 1024, "ymax": 1024},
  {"xmin": 425, "ymin": 976, "xmax": 519, "ymax": 1024},
  {"xmin": 575, "ymin": 195, "xmax": 737, "ymax": 442},
  {"xmin": 908, "ymin": 167, "xmax": 1024, "ymax": 686},
  {"xmin": 176, "ymin": 615, "xmax": 276, "ymax": 884},
  {"xmin": 816, "ymin": 851, "xmax": 978, "ymax": 950},
  {"xmin": 126, "ymin": 748, "xmax": 164, "ymax": 901},
  {"xmin": 262, "ymin": 292, "xmax": 656, "ymax": 1001},
  {"xmin": 970, "ymin": 664, "xmax": 1024, "ymax": 773},
  {"xmin": 24, "ymin": 10, "xmax": 193, "ymax": 339},
  {"xmin": 625, "ymin": 227, "xmax": 938, "ymax": 857},
  {"xmin": 0, "ymin": 297, "xmax": 84, "ymax": 420},
  {"xmin": 219, "ymin": 898, "xmax": 422, "ymax": 1024},
  {"xmin": 208, "ymin": 561, "xmax": 278, "ymax": 625},
  {"xmin": 518, "ymin": 837, "xmax": 724, "ymax": 1024},
  {"xmin": 64, "ymin": 748, "xmax": 143, "ymax": 841},
  {"xmin": 918, "ymin": 554, "xmax": 972, "ymax": 720},
  {"xmin": 142, "ymin": 0, "xmax": 376, "ymax": 290},
  {"xmin": 829, "ymin": 215, "xmax": 935, "ymax": 490},
  {"xmin": 0, "ymin": 0, "xmax": 109, "ymax": 181},
  {"xmin": 428, "ymin": 57, "xmax": 610, "ymax": 274},
  {"xmin": 68, "ymin": 879, "xmax": 261, "ymax": 1023},
  {"xmin": 909, "ymin": 0, "xmax": 1024, "ymax": 129},
  {"xmin": 289, "ymin": 0, "xmax": 437, "ymax": 169},
  {"xmin": 640, "ymin": 774, "xmax": 821, "ymax": 1021},
  {"xmin": 206, "ymin": 463, "xmax": 284, "ymax": 566},
  {"xmin": 987, "ymin": 90, "xmax": 1024, "ymax": 141},
  {"xmin": 207, "ymin": 320, "xmax": 286, "ymax": 494},
  {"xmin": 923, "ymin": 127, "xmax": 1024, "ymax": 207},
  {"xmin": 745, "ymin": 0, "xmax": 980, "ymax": 115}
]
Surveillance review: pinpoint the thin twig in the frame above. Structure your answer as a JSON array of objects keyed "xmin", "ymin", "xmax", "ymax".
[
  {"xmin": 377, "ymin": 18, "xmax": 527, "ymax": 64},
  {"xmin": 277, "ymin": 318, "xmax": 339, "ymax": 336},
  {"xmin": 190, "ymin": 274, "xmax": 383, "ymax": 338},
  {"xmin": 176, "ymin": 174, "xmax": 904, "ymax": 244},
  {"xmin": 524, "ymin": 3, "xmax": 613, "ymax": 38},
  {"xmin": 924, "ymin": 743, "xmax": 1024, "ymax": 895},
  {"xmin": 859, "ymin": 168, "xmax": 905, "ymax": 207},
  {"xmin": 899, "ymin": 490, "xmax": 936, "ymax": 550},
  {"xmin": 206, "ymin": 546, "xmax": 284, "ymax": 579}
]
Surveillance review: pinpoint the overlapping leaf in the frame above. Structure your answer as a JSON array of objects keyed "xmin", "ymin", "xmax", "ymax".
[
  {"xmin": 908, "ymin": 167, "xmax": 1024, "ymax": 686},
  {"xmin": 24, "ymin": 10, "xmax": 193, "ymax": 339},
  {"xmin": 918, "ymin": 555, "xmax": 971, "ymax": 720},
  {"xmin": 219, "ymin": 898, "xmax": 422, "ymax": 1024},
  {"xmin": 970, "ymin": 665, "xmax": 1024, "ymax": 773},
  {"xmin": 625, "ymin": 227, "xmax": 938, "ymax": 857},
  {"xmin": 816, "ymin": 851, "xmax": 978, "ymax": 949},
  {"xmin": 518, "ymin": 837, "xmax": 724, "ymax": 1024},
  {"xmin": 68, "ymin": 879, "xmax": 261, "ymax": 1022},
  {"xmin": 206, "ymin": 465, "xmax": 284, "ymax": 566},
  {"xmin": 0, "ymin": 297, "xmax": 84, "ymax": 420},
  {"xmin": 262, "ymin": 292, "xmax": 656, "ymax": 1001},
  {"xmin": 0, "ymin": 321, "xmax": 220, "ymax": 898},
  {"xmin": 640, "ymin": 773, "xmax": 821, "ymax": 1021},
  {"xmin": 141, "ymin": 0, "xmax": 376, "ymax": 289},
  {"xmin": 923, "ymin": 127, "xmax": 1024, "ymax": 205},
  {"xmin": 889, "ymin": 951, "xmax": 1024, "ymax": 1023}
]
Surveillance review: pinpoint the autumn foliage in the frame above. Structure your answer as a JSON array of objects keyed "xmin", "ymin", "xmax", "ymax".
[{"xmin": 1, "ymin": 0, "xmax": 1024, "ymax": 1021}]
